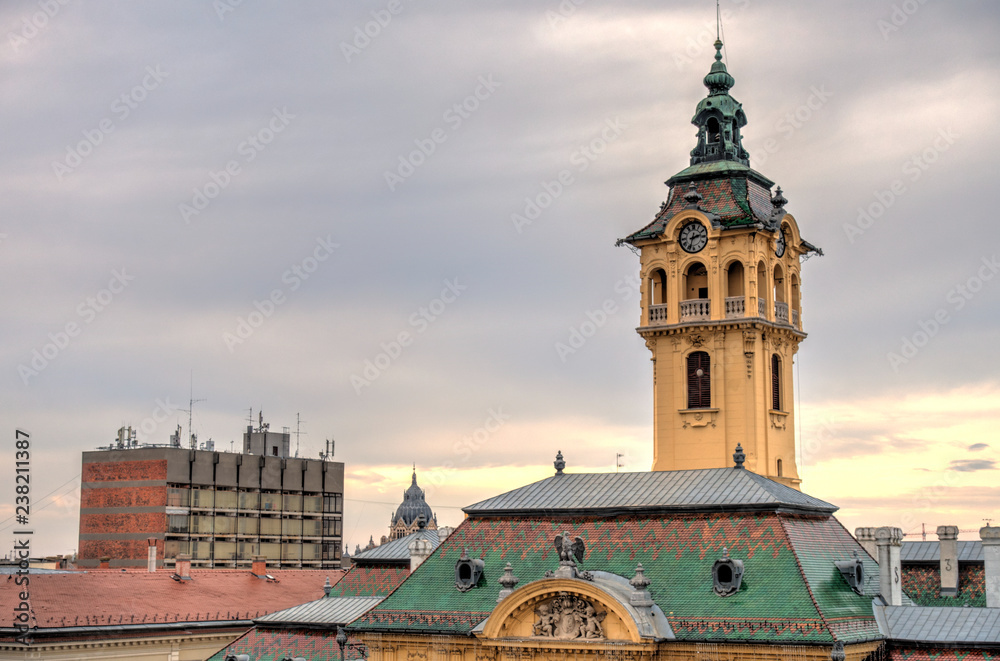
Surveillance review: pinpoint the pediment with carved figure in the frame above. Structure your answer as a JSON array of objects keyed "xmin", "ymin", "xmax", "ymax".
[{"xmin": 477, "ymin": 576, "xmax": 670, "ymax": 647}]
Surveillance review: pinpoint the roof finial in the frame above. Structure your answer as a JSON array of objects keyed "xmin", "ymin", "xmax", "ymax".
[
  {"xmin": 733, "ymin": 443, "xmax": 746, "ymax": 469},
  {"xmin": 554, "ymin": 450, "xmax": 565, "ymax": 476}
]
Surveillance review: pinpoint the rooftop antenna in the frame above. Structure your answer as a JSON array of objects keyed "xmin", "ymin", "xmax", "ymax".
[
  {"xmin": 178, "ymin": 371, "xmax": 206, "ymax": 449},
  {"xmin": 616, "ymin": 453, "xmax": 625, "ymax": 472},
  {"xmin": 294, "ymin": 412, "xmax": 306, "ymax": 458}
]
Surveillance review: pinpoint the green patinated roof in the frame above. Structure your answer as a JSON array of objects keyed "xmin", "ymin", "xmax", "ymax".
[{"xmin": 350, "ymin": 510, "xmax": 882, "ymax": 643}]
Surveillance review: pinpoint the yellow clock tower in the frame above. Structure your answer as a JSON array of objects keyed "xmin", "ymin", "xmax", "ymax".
[{"xmin": 620, "ymin": 40, "xmax": 821, "ymax": 489}]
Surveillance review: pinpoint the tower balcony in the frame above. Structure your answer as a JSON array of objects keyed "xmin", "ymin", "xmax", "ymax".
[
  {"xmin": 774, "ymin": 301, "xmax": 789, "ymax": 324},
  {"xmin": 680, "ymin": 299, "xmax": 711, "ymax": 322},
  {"xmin": 649, "ymin": 303, "xmax": 670, "ymax": 324},
  {"xmin": 645, "ymin": 296, "xmax": 801, "ymax": 329}
]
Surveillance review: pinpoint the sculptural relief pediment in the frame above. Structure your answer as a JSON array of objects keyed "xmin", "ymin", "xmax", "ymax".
[
  {"xmin": 532, "ymin": 592, "xmax": 606, "ymax": 640},
  {"xmin": 479, "ymin": 578, "xmax": 650, "ymax": 645}
]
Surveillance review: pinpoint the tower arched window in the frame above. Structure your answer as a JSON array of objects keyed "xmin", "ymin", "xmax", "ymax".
[
  {"xmin": 771, "ymin": 354, "xmax": 781, "ymax": 411},
  {"xmin": 687, "ymin": 351, "xmax": 711, "ymax": 409},
  {"xmin": 707, "ymin": 117, "xmax": 721, "ymax": 143},
  {"xmin": 776, "ymin": 458, "xmax": 783, "ymax": 477},
  {"xmin": 650, "ymin": 268, "xmax": 668, "ymax": 305}
]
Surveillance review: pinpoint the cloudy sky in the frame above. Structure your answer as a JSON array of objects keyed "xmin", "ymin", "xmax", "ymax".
[{"xmin": 1, "ymin": 1, "xmax": 998, "ymax": 557}]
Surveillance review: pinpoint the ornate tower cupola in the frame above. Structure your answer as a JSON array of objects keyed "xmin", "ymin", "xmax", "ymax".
[
  {"xmin": 690, "ymin": 40, "xmax": 749, "ymax": 166},
  {"xmin": 388, "ymin": 467, "xmax": 438, "ymax": 541},
  {"xmin": 618, "ymin": 34, "xmax": 822, "ymax": 490}
]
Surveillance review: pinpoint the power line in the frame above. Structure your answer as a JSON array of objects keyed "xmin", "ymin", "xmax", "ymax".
[{"xmin": 0, "ymin": 475, "xmax": 82, "ymax": 534}]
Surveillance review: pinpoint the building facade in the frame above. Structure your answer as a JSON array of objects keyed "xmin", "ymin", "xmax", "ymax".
[
  {"xmin": 620, "ymin": 40, "xmax": 821, "ymax": 488},
  {"xmin": 78, "ymin": 446, "xmax": 344, "ymax": 569}
]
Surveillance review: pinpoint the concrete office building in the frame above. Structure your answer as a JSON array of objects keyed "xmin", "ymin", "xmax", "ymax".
[{"xmin": 78, "ymin": 427, "xmax": 344, "ymax": 569}]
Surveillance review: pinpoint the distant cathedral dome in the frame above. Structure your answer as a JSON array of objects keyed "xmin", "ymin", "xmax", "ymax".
[{"xmin": 388, "ymin": 468, "xmax": 437, "ymax": 540}]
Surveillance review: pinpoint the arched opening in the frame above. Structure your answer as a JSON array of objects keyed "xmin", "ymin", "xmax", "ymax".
[
  {"xmin": 684, "ymin": 263, "xmax": 708, "ymax": 299},
  {"xmin": 651, "ymin": 269, "xmax": 668, "ymax": 304},
  {"xmin": 458, "ymin": 564, "xmax": 472, "ymax": 581},
  {"xmin": 717, "ymin": 564, "xmax": 733, "ymax": 583},
  {"xmin": 681, "ymin": 262, "xmax": 710, "ymax": 321},
  {"xmin": 790, "ymin": 273, "xmax": 801, "ymax": 328},
  {"xmin": 776, "ymin": 458, "xmax": 783, "ymax": 478},
  {"xmin": 773, "ymin": 264, "xmax": 786, "ymax": 303},
  {"xmin": 648, "ymin": 268, "xmax": 669, "ymax": 324},
  {"xmin": 771, "ymin": 353, "xmax": 782, "ymax": 411},
  {"xmin": 687, "ymin": 351, "xmax": 711, "ymax": 409},
  {"xmin": 707, "ymin": 117, "xmax": 721, "ymax": 143},
  {"xmin": 773, "ymin": 264, "xmax": 788, "ymax": 324},
  {"xmin": 725, "ymin": 261, "xmax": 745, "ymax": 318},
  {"xmin": 756, "ymin": 261, "xmax": 768, "ymax": 318}
]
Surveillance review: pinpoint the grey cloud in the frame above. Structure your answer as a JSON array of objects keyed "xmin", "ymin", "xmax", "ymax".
[{"xmin": 949, "ymin": 459, "xmax": 997, "ymax": 473}]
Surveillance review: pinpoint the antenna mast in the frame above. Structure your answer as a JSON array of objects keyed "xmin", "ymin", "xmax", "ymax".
[
  {"xmin": 180, "ymin": 371, "xmax": 206, "ymax": 449},
  {"xmin": 294, "ymin": 413, "xmax": 306, "ymax": 458}
]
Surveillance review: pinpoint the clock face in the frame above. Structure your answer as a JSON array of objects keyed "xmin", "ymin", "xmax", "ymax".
[
  {"xmin": 679, "ymin": 222, "xmax": 708, "ymax": 253},
  {"xmin": 775, "ymin": 226, "xmax": 786, "ymax": 257}
]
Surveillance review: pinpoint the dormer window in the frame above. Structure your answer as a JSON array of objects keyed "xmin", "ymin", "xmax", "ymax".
[
  {"xmin": 835, "ymin": 553, "xmax": 865, "ymax": 595},
  {"xmin": 455, "ymin": 548, "xmax": 484, "ymax": 592},
  {"xmin": 712, "ymin": 548, "xmax": 744, "ymax": 596}
]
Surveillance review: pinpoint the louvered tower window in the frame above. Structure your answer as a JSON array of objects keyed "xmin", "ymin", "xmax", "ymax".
[
  {"xmin": 771, "ymin": 354, "xmax": 781, "ymax": 411},
  {"xmin": 687, "ymin": 351, "xmax": 711, "ymax": 409}
]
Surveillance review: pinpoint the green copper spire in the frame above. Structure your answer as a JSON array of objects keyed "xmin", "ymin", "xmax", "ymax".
[
  {"xmin": 703, "ymin": 40, "xmax": 736, "ymax": 95},
  {"xmin": 689, "ymin": 39, "xmax": 749, "ymax": 166}
]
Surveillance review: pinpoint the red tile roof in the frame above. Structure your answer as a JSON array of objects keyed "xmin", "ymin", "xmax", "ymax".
[{"xmin": 0, "ymin": 568, "xmax": 345, "ymax": 630}]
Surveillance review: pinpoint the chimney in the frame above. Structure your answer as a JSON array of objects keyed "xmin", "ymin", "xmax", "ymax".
[
  {"xmin": 252, "ymin": 555, "xmax": 268, "ymax": 578},
  {"xmin": 147, "ymin": 538, "xmax": 158, "ymax": 573},
  {"xmin": 936, "ymin": 525, "xmax": 958, "ymax": 596},
  {"xmin": 855, "ymin": 527, "xmax": 878, "ymax": 559},
  {"xmin": 875, "ymin": 526, "xmax": 903, "ymax": 606},
  {"xmin": 174, "ymin": 553, "xmax": 192, "ymax": 580},
  {"xmin": 99, "ymin": 556, "xmax": 111, "ymax": 569},
  {"xmin": 408, "ymin": 537, "xmax": 433, "ymax": 571},
  {"xmin": 981, "ymin": 525, "xmax": 1000, "ymax": 608}
]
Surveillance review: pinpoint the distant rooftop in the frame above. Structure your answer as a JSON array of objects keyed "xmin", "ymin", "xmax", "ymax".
[
  {"xmin": 876, "ymin": 605, "xmax": 1000, "ymax": 645},
  {"xmin": 901, "ymin": 540, "xmax": 984, "ymax": 563},
  {"xmin": 352, "ymin": 529, "xmax": 439, "ymax": 564},
  {"xmin": 0, "ymin": 568, "xmax": 341, "ymax": 631},
  {"xmin": 257, "ymin": 595, "xmax": 385, "ymax": 627},
  {"xmin": 463, "ymin": 468, "xmax": 837, "ymax": 517}
]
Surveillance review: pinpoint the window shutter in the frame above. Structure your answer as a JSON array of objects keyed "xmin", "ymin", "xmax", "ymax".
[
  {"xmin": 771, "ymin": 354, "xmax": 781, "ymax": 411},
  {"xmin": 687, "ymin": 351, "xmax": 711, "ymax": 408}
]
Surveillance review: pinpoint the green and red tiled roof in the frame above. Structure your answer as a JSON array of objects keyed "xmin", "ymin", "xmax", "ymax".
[
  {"xmin": 330, "ymin": 565, "xmax": 409, "ymax": 598},
  {"xmin": 625, "ymin": 161, "xmax": 776, "ymax": 242},
  {"xmin": 901, "ymin": 564, "xmax": 986, "ymax": 607},
  {"xmin": 351, "ymin": 512, "xmax": 881, "ymax": 643},
  {"xmin": 207, "ymin": 627, "xmax": 364, "ymax": 661}
]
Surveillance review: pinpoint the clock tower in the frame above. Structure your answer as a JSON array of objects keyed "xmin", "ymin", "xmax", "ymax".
[{"xmin": 620, "ymin": 40, "xmax": 821, "ymax": 489}]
